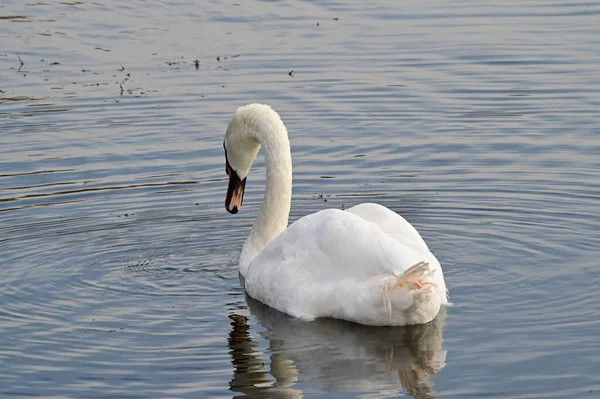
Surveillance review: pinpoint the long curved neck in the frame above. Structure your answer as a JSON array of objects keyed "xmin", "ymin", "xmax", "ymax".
[{"xmin": 239, "ymin": 125, "xmax": 292, "ymax": 275}]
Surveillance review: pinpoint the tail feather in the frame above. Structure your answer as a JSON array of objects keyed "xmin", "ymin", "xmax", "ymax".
[
  {"xmin": 383, "ymin": 261, "xmax": 436, "ymax": 314},
  {"xmin": 397, "ymin": 261, "xmax": 435, "ymax": 289}
]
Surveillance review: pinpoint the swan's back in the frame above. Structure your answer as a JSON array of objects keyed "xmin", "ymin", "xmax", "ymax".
[{"xmin": 345, "ymin": 203, "xmax": 431, "ymax": 253}]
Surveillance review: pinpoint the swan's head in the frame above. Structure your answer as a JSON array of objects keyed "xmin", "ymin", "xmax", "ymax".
[{"xmin": 223, "ymin": 105, "xmax": 265, "ymax": 214}]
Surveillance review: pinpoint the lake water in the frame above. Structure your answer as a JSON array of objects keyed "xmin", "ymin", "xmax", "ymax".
[{"xmin": 1, "ymin": 0, "xmax": 599, "ymax": 397}]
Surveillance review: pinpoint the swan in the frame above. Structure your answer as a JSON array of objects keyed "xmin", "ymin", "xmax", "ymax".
[{"xmin": 223, "ymin": 103, "xmax": 448, "ymax": 326}]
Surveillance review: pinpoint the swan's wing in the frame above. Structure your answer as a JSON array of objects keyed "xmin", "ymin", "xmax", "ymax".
[
  {"xmin": 345, "ymin": 203, "xmax": 447, "ymax": 302},
  {"xmin": 345, "ymin": 203, "xmax": 430, "ymax": 253},
  {"xmin": 249, "ymin": 207, "xmax": 432, "ymax": 281}
]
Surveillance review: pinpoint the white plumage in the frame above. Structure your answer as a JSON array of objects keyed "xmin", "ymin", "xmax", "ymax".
[{"xmin": 223, "ymin": 104, "xmax": 448, "ymax": 326}]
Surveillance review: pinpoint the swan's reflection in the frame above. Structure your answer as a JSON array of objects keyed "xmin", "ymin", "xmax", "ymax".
[{"xmin": 229, "ymin": 296, "xmax": 447, "ymax": 398}]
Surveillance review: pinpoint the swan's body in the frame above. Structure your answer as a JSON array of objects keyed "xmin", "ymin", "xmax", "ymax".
[{"xmin": 223, "ymin": 104, "xmax": 448, "ymax": 326}]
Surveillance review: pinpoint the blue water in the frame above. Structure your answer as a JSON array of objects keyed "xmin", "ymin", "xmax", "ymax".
[{"xmin": 1, "ymin": 0, "xmax": 599, "ymax": 397}]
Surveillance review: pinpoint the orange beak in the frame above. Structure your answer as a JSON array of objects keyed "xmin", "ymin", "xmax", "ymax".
[{"xmin": 225, "ymin": 160, "xmax": 246, "ymax": 214}]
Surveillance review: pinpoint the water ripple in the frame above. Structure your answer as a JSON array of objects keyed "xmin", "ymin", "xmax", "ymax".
[{"xmin": 1, "ymin": 0, "xmax": 599, "ymax": 398}]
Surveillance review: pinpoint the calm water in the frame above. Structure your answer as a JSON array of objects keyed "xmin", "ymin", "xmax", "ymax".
[{"xmin": 1, "ymin": 0, "xmax": 599, "ymax": 397}]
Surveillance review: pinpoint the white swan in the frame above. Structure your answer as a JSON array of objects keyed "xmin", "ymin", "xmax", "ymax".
[{"xmin": 223, "ymin": 104, "xmax": 448, "ymax": 326}]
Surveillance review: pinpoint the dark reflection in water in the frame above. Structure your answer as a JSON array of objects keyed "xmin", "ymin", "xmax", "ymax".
[{"xmin": 229, "ymin": 297, "xmax": 446, "ymax": 398}]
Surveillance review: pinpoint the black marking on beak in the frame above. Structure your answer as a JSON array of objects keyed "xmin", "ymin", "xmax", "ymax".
[{"xmin": 224, "ymin": 148, "xmax": 246, "ymax": 214}]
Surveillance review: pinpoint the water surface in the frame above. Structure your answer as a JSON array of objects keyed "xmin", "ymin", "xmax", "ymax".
[{"xmin": 1, "ymin": 0, "xmax": 599, "ymax": 398}]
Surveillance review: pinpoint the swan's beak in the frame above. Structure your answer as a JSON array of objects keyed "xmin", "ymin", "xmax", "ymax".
[{"xmin": 225, "ymin": 162, "xmax": 246, "ymax": 214}]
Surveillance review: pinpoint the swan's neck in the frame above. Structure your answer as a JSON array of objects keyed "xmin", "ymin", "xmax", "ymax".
[{"xmin": 239, "ymin": 127, "xmax": 292, "ymax": 275}]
